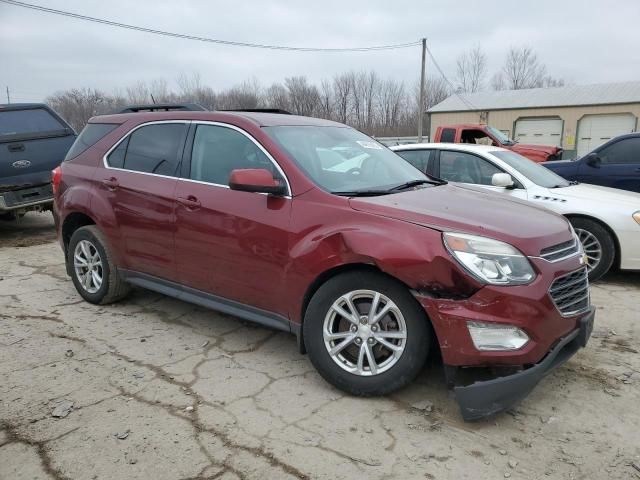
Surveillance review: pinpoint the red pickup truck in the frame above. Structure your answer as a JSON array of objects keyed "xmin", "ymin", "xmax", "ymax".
[{"xmin": 433, "ymin": 124, "xmax": 563, "ymax": 162}]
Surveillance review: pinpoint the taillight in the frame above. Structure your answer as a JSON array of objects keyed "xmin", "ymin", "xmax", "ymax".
[{"xmin": 52, "ymin": 167, "xmax": 62, "ymax": 195}]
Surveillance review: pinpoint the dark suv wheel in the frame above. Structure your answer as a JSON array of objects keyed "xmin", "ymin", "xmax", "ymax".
[
  {"xmin": 303, "ymin": 270, "xmax": 430, "ymax": 396},
  {"xmin": 67, "ymin": 226, "xmax": 130, "ymax": 304}
]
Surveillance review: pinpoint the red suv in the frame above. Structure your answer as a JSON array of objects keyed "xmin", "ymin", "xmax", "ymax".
[{"xmin": 53, "ymin": 111, "xmax": 594, "ymax": 420}]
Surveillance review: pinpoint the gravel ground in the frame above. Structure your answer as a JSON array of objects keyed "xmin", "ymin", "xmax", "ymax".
[{"xmin": 1, "ymin": 213, "xmax": 639, "ymax": 479}]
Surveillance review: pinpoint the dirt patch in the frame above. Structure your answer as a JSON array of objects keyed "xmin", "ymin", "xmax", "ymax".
[{"xmin": 0, "ymin": 212, "xmax": 56, "ymax": 248}]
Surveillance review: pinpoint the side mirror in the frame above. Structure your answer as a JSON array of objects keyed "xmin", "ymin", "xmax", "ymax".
[
  {"xmin": 491, "ymin": 172, "xmax": 515, "ymax": 189},
  {"xmin": 585, "ymin": 153, "xmax": 601, "ymax": 168},
  {"xmin": 229, "ymin": 169, "xmax": 287, "ymax": 196}
]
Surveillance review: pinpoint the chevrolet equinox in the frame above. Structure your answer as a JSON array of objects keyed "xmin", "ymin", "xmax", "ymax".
[{"xmin": 53, "ymin": 111, "xmax": 595, "ymax": 420}]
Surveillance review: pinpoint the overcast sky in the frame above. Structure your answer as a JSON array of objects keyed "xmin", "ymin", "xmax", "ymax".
[{"xmin": 2, "ymin": 0, "xmax": 640, "ymax": 102}]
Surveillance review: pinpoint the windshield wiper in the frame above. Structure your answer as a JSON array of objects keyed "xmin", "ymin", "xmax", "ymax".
[
  {"xmin": 331, "ymin": 190, "xmax": 391, "ymax": 197},
  {"xmin": 387, "ymin": 179, "xmax": 445, "ymax": 192}
]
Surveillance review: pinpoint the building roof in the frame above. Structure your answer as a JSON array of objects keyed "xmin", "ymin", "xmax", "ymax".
[{"xmin": 428, "ymin": 81, "xmax": 640, "ymax": 113}]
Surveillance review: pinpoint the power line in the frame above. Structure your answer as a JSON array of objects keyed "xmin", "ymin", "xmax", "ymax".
[
  {"xmin": 0, "ymin": 0, "xmax": 421, "ymax": 52},
  {"xmin": 425, "ymin": 43, "xmax": 478, "ymax": 111}
]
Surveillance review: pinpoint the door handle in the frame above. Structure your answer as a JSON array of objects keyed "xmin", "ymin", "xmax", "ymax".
[
  {"xmin": 177, "ymin": 196, "xmax": 201, "ymax": 210},
  {"xmin": 101, "ymin": 177, "xmax": 119, "ymax": 190},
  {"xmin": 7, "ymin": 143, "xmax": 25, "ymax": 152}
]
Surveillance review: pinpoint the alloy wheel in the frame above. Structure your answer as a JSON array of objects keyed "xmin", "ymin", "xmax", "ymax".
[
  {"xmin": 74, "ymin": 240, "xmax": 103, "ymax": 294},
  {"xmin": 575, "ymin": 228, "xmax": 602, "ymax": 272},
  {"xmin": 323, "ymin": 289, "xmax": 407, "ymax": 376}
]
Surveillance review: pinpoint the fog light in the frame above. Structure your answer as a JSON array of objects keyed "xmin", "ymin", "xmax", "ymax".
[{"xmin": 467, "ymin": 321, "xmax": 529, "ymax": 351}]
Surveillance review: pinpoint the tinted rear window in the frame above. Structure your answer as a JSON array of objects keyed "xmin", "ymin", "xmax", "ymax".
[
  {"xmin": 65, "ymin": 123, "xmax": 119, "ymax": 161},
  {"xmin": 0, "ymin": 108, "xmax": 66, "ymax": 140}
]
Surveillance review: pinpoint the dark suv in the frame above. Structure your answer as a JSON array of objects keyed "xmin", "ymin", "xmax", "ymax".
[
  {"xmin": 53, "ymin": 111, "xmax": 595, "ymax": 420},
  {"xmin": 1, "ymin": 103, "xmax": 76, "ymax": 218},
  {"xmin": 543, "ymin": 133, "xmax": 640, "ymax": 193}
]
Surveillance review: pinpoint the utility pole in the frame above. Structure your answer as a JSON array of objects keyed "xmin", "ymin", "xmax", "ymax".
[
  {"xmin": 417, "ymin": 38, "xmax": 426, "ymax": 142},
  {"xmin": 5, "ymin": 86, "xmax": 10, "ymax": 104}
]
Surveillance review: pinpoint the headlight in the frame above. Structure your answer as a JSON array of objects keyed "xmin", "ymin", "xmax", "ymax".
[
  {"xmin": 467, "ymin": 321, "xmax": 530, "ymax": 351},
  {"xmin": 443, "ymin": 232, "xmax": 536, "ymax": 285},
  {"xmin": 633, "ymin": 211, "xmax": 640, "ymax": 226}
]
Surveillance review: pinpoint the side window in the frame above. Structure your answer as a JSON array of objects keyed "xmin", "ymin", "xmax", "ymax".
[
  {"xmin": 598, "ymin": 138, "xmax": 640, "ymax": 165},
  {"xmin": 109, "ymin": 123, "xmax": 187, "ymax": 175},
  {"xmin": 106, "ymin": 137, "xmax": 129, "ymax": 168},
  {"xmin": 190, "ymin": 124, "xmax": 281, "ymax": 185},
  {"xmin": 440, "ymin": 128, "xmax": 456, "ymax": 143},
  {"xmin": 395, "ymin": 149, "xmax": 432, "ymax": 173},
  {"xmin": 439, "ymin": 150, "xmax": 503, "ymax": 185}
]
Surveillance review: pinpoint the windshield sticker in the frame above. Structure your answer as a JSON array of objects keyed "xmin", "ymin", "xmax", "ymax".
[{"xmin": 356, "ymin": 140, "xmax": 383, "ymax": 150}]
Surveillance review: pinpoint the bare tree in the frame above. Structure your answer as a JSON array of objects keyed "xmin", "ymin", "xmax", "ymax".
[
  {"xmin": 494, "ymin": 46, "xmax": 550, "ymax": 90},
  {"xmin": 317, "ymin": 79, "xmax": 335, "ymax": 120},
  {"xmin": 333, "ymin": 73, "xmax": 353, "ymax": 124},
  {"xmin": 541, "ymin": 76, "xmax": 565, "ymax": 88},
  {"xmin": 285, "ymin": 76, "xmax": 320, "ymax": 116},
  {"xmin": 377, "ymin": 78, "xmax": 405, "ymax": 136},
  {"xmin": 456, "ymin": 45, "xmax": 487, "ymax": 93},
  {"xmin": 46, "ymin": 71, "xmax": 434, "ymax": 137},
  {"xmin": 217, "ymin": 78, "xmax": 262, "ymax": 109},
  {"xmin": 46, "ymin": 88, "xmax": 114, "ymax": 131},
  {"xmin": 264, "ymin": 83, "xmax": 290, "ymax": 111}
]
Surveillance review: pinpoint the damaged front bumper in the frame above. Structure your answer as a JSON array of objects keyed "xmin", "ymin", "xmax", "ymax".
[{"xmin": 453, "ymin": 308, "xmax": 595, "ymax": 421}]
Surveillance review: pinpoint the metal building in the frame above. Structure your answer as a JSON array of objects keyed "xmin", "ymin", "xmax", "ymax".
[{"xmin": 428, "ymin": 81, "xmax": 640, "ymax": 158}]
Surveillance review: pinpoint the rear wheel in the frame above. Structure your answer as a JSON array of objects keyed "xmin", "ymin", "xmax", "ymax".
[
  {"xmin": 68, "ymin": 226, "xmax": 130, "ymax": 304},
  {"xmin": 569, "ymin": 217, "xmax": 615, "ymax": 282},
  {"xmin": 304, "ymin": 271, "xmax": 430, "ymax": 396}
]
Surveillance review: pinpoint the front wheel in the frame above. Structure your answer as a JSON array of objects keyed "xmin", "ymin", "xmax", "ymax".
[
  {"xmin": 303, "ymin": 271, "xmax": 430, "ymax": 396},
  {"xmin": 569, "ymin": 218, "xmax": 615, "ymax": 282}
]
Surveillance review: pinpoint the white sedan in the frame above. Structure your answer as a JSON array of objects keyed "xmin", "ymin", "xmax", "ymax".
[{"xmin": 391, "ymin": 143, "xmax": 640, "ymax": 281}]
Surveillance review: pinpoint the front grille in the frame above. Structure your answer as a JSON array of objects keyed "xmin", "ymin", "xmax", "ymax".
[
  {"xmin": 549, "ymin": 268, "xmax": 590, "ymax": 316},
  {"xmin": 540, "ymin": 239, "xmax": 580, "ymax": 262}
]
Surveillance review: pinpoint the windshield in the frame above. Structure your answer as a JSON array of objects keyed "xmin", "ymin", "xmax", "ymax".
[
  {"xmin": 486, "ymin": 126, "xmax": 515, "ymax": 145},
  {"xmin": 264, "ymin": 126, "xmax": 431, "ymax": 194},
  {"xmin": 492, "ymin": 150, "xmax": 570, "ymax": 188}
]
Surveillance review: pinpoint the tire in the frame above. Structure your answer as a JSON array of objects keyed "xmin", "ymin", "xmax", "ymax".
[
  {"xmin": 569, "ymin": 217, "xmax": 615, "ymax": 282},
  {"xmin": 303, "ymin": 270, "xmax": 430, "ymax": 396},
  {"xmin": 0, "ymin": 212, "xmax": 17, "ymax": 221},
  {"xmin": 67, "ymin": 225, "xmax": 130, "ymax": 304}
]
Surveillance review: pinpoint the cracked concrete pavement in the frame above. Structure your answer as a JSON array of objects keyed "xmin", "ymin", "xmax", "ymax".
[{"xmin": 1, "ymin": 213, "xmax": 640, "ymax": 479}]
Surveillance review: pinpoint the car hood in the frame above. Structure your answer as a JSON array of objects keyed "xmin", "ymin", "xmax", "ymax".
[
  {"xmin": 348, "ymin": 184, "xmax": 572, "ymax": 255},
  {"xmin": 513, "ymin": 144, "xmax": 560, "ymax": 154},
  {"xmin": 548, "ymin": 183, "xmax": 640, "ymax": 207}
]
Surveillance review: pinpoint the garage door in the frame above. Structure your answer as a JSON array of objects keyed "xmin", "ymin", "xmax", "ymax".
[
  {"xmin": 577, "ymin": 113, "xmax": 636, "ymax": 157},
  {"xmin": 514, "ymin": 118, "xmax": 563, "ymax": 146}
]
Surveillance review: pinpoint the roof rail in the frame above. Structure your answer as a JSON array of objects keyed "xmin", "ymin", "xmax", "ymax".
[
  {"xmin": 217, "ymin": 108, "xmax": 292, "ymax": 115},
  {"xmin": 116, "ymin": 103, "xmax": 207, "ymax": 113}
]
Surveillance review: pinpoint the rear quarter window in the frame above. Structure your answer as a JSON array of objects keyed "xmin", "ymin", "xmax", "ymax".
[
  {"xmin": 0, "ymin": 108, "xmax": 68, "ymax": 142},
  {"xmin": 64, "ymin": 123, "xmax": 119, "ymax": 161}
]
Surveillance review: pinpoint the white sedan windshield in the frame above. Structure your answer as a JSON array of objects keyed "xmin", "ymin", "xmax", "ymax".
[{"xmin": 492, "ymin": 150, "xmax": 570, "ymax": 188}]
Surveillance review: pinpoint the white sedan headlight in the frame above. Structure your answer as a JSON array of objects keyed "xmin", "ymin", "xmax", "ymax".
[
  {"xmin": 633, "ymin": 211, "xmax": 640, "ymax": 226},
  {"xmin": 443, "ymin": 232, "xmax": 536, "ymax": 285}
]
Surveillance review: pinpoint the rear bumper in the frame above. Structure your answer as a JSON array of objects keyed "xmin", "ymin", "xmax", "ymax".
[
  {"xmin": 453, "ymin": 308, "xmax": 594, "ymax": 421},
  {"xmin": 0, "ymin": 184, "xmax": 53, "ymax": 211}
]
